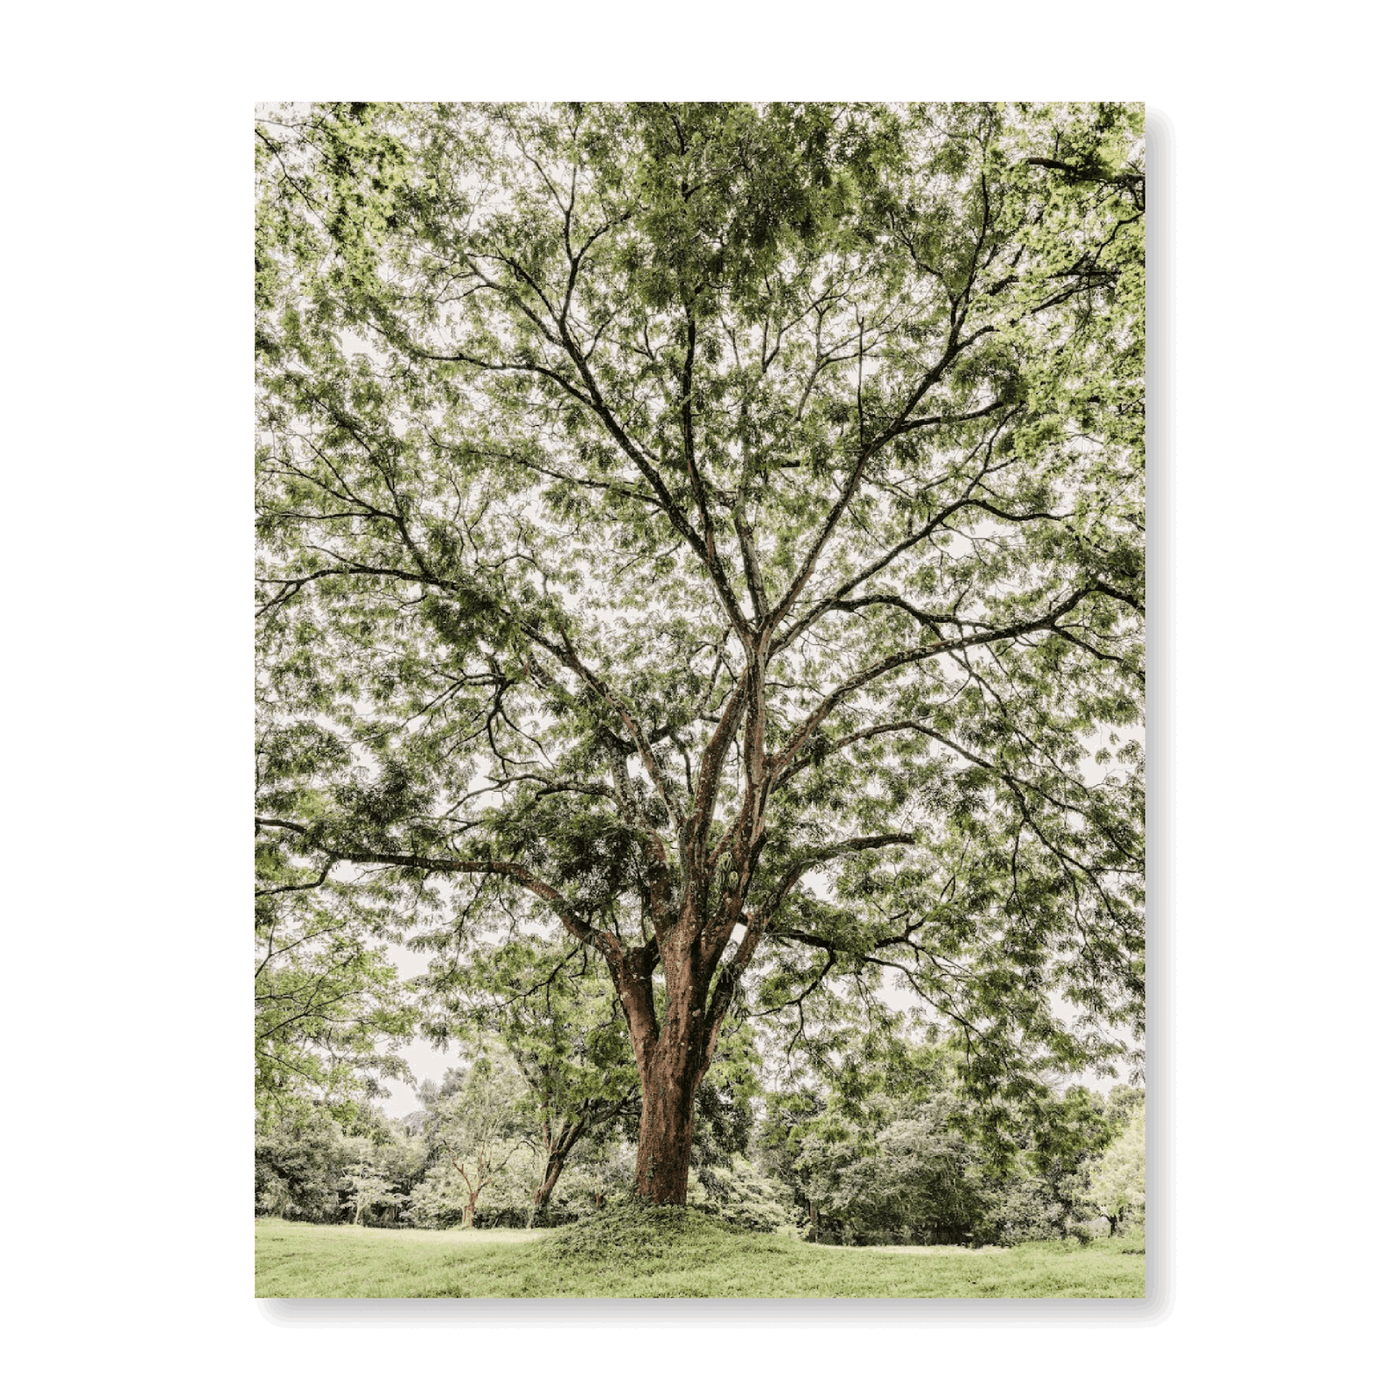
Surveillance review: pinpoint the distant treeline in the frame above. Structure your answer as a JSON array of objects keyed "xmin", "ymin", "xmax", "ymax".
[{"xmin": 256, "ymin": 1033, "xmax": 1145, "ymax": 1247}]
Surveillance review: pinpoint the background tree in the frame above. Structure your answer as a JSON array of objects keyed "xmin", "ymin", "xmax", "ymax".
[
  {"xmin": 1088, "ymin": 1097, "xmax": 1146, "ymax": 1234},
  {"xmin": 755, "ymin": 1024, "xmax": 1126, "ymax": 1245},
  {"xmin": 827, "ymin": 1105, "xmax": 985, "ymax": 1245},
  {"xmin": 1105, "ymin": 1082, "xmax": 1146, "ymax": 1127},
  {"xmin": 425, "ymin": 936, "xmax": 639, "ymax": 1217},
  {"xmin": 255, "ymin": 100, "xmax": 1145, "ymax": 1204},
  {"xmin": 256, "ymin": 1096, "xmax": 425, "ymax": 1225},
  {"xmin": 757, "ymin": 1024, "xmax": 974, "ymax": 1242},
  {"xmin": 255, "ymin": 1103, "xmax": 347, "ymax": 1221},
  {"xmin": 340, "ymin": 1137, "xmax": 407, "ymax": 1226},
  {"xmin": 417, "ymin": 1054, "xmax": 531, "ymax": 1226},
  {"xmin": 548, "ymin": 1132, "xmax": 638, "ymax": 1215}
]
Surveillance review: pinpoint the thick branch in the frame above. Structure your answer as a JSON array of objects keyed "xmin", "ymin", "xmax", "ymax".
[{"xmin": 253, "ymin": 817, "xmax": 625, "ymax": 963}]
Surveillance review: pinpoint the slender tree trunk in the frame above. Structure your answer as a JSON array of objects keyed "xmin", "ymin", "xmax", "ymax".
[
  {"xmin": 534, "ymin": 1148, "xmax": 570, "ymax": 1217},
  {"xmin": 451, "ymin": 1155, "xmax": 487, "ymax": 1228}
]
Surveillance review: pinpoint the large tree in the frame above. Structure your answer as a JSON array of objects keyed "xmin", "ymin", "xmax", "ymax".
[{"xmin": 255, "ymin": 101, "xmax": 1146, "ymax": 1204}]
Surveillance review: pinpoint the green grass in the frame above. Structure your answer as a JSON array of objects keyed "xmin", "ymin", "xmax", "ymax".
[{"xmin": 256, "ymin": 1208, "xmax": 1145, "ymax": 1298}]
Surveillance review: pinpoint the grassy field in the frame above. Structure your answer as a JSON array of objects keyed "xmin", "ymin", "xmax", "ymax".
[{"xmin": 256, "ymin": 1208, "xmax": 1145, "ymax": 1298}]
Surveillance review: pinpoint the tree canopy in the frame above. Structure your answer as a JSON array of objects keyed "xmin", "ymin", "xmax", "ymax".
[{"xmin": 255, "ymin": 100, "xmax": 1146, "ymax": 1203}]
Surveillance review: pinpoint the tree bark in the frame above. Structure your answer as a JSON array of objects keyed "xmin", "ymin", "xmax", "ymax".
[
  {"xmin": 633, "ymin": 1048, "xmax": 702, "ymax": 1204},
  {"xmin": 619, "ymin": 905, "xmax": 722, "ymax": 1206},
  {"xmin": 533, "ymin": 1147, "xmax": 570, "ymax": 1217}
]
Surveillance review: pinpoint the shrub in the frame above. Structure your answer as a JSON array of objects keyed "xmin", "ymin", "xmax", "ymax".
[
  {"xmin": 539, "ymin": 1202, "xmax": 746, "ymax": 1267},
  {"xmin": 689, "ymin": 1155, "xmax": 800, "ymax": 1234}
]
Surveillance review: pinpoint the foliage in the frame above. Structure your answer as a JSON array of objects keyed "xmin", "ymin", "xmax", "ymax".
[
  {"xmin": 414, "ymin": 1052, "xmax": 533, "ymax": 1225},
  {"xmin": 969, "ymin": 1172, "xmax": 1071, "ymax": 1246},
  {"xmin": 255, "ymin": 1106, "xmax": 347, "ymax": 1221},
  {"xmin": 254, "ymin": 825, "xmax": 416, "ymax": 1119},
  {"xmin": 252, "ymin": 1020, "xmax": 1142, "ymax": 1250},
  {"xmin": 687, "ymin": 1155, "xmax": 799, "ymax": 1234},
  {"xmin": 340, "ymin": 1150, "xmax": 407, "ymax": 1226},
  {"xmin": 423, "ymin": 936, "xmax": 639, "ymax": 1214},
  {"xmin": 760, "ymin": 1089, "xmax": 989, "ymax": 1245},
  {"xmin": 1089, "ymin": 1099, "xmax": 1146, "ymax": 1231},
  {"xmin": 831, "ymin": 1102, "xmax": 986, "ymax": 1244},
  {"xmin": 404, "ymin": 1152, "xmax": 538, "ymax": 1230},
  {"xmin": 255, "ymin": 100, "xmax": 1146, "ymax": 1199},
  {"xmin": 690, "ymin": 1017, "xmax": 763, "ymax": 1158},
  {"xmin": 254, "ymin": 928, "xmax": 414, "ymax": 1119},
  {"xmin": 256, "ymin": 1098, "xmax": 426, "ymax": 1225},
  {"xmin": 1105, "ymin": 1082, "xmax": 1146, "ymax": 1126},
  {"xmin": 542, "ymin": 1134, "xmax": 638, "ymax": 1216},
  {"xmin": 756, "ymin": 1025, "xmax": 1134, "ymax": 1245}
]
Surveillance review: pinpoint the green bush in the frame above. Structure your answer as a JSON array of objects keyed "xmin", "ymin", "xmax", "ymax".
[
  {"xmin": 539, "ymin": 1202, "xmax": 747, "ymax": 1267},
  {"xmin": 255, "ymin": 1112, "xmax": 347, "ymax": 1223},
  {"xmin": 689, "ymin": 1155, "xmax": 800, "ymax": 1234}
]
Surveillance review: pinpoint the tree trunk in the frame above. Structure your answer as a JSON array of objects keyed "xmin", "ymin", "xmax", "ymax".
[
  {"xmin": 633, "ymin": 1031, "xmax": 707, "ymax": 1204},
  {"xmin": 612, "ymin": 894, "xmax": 746, "ymax": 1206},
  {"xmin": 534, "ymin": 1147, "xmax": 570, "ymax": 1218},
  {"xmin": 634, "ymin": 1072, "xmax": 698, "ymax": 1204}
]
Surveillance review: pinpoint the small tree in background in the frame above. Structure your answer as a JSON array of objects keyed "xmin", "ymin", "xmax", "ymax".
[
  {"xmin": 427, "ymin": 938, "xmax": 639, "ymax": 1220},
  {"xmin": 340, "ymin": 1145, "xmax": 407, "ymax": 1226},
  {"xmin": 1089, "ymin": 1099, "xmax": 1146, "ymax": 1234},
  {"xmin": 420, "ymin": 1054, "xmax": 531, "ymax": 1227}
]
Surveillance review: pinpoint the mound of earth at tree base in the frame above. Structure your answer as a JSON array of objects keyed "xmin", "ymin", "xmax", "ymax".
[{"xmin": 537, "ymin": 1204, "xmax": 757, "ymax": 1267}]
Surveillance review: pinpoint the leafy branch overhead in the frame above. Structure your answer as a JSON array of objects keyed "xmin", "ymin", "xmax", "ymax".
[{"xmin": 255, "ymin": 101, "xmax": 1145, "ymax": 1203}]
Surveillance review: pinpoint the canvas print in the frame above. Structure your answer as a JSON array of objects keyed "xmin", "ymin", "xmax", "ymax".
[{"xmin": 254, "ymin": 101, "xmax": 1147, "ymax": 1299}]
